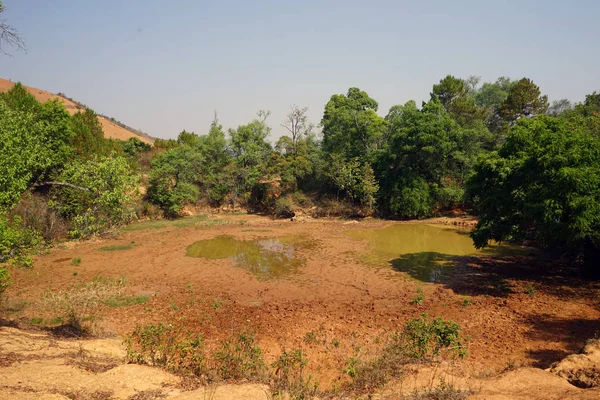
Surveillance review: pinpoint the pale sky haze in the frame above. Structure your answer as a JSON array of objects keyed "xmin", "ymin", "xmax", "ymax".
[{"xmin": 1, "ymin": 0, "xmax": 599, "ymax": 140}]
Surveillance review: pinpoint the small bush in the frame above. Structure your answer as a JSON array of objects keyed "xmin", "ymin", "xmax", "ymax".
[
  {"xmin": 213, "ymin": 331, "xmax": 265, "ymax": 380},
  {"xmin": 125, "ymin": 321, "xmax": 206, "ymax": 377},
  {"xmin": 71, "ymin": 257, "xmax": 81, "ymax": 266},
  {"xmin": 402, "ymin": 314, "xmax": 467, "ymax": 359},
  {"xmin": 0, "ymin": 266, "xmax": 10, "ymax": 296},
  {"xmin": 271, "ymin": 349, "xmax": 319, "ymax": 399},
  {"xmin": 273, "ymin": 196, "xmax": 297, "ymax": 218},
  {"xmin": 0, "ymin": 214, "xmax": 40, "ymax": 266}
]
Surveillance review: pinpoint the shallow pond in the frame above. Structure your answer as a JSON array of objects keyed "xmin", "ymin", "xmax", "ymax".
[
  {"xmin": 347, "ymin": 224, "xmax": 530, "ymax": 282},
  {"xmin": 186, "ymin": 235, "xmax": 311, "ymax": 280}
]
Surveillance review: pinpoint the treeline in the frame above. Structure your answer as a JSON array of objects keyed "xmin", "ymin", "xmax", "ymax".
[
  {"xmin": 146, "ymin": 75, "xmax": 600, "ymax": 270},
  {"xmin": 1, "ymin": 74, "xmax": 600, "ymax": 283}
]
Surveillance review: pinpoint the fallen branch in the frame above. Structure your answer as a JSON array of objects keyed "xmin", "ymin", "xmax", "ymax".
[{"xmin": 33, "ymin": 181, "xmax": 91, "ymax": 192}]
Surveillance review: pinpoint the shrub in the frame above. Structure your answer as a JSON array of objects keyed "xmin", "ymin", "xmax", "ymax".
[
  {"xmin": 125, "ymin": 321, "xmax": 206, "ymax": 376},
  {"xmin": 271, "ymin": 349, "xmax": 319, "ymax": 399},
  {"xmin": 402, "ymin": 314, "xmax": 467, "ymax": 359},
  {"xmin": 213, "ymin": 331, "xmax": 265, "ymax": 380},
  {"xmin": 274, "ymin": 196, "xmax": 297, "ymax": 218},
  {"xmin": 0, "ymin": 266, "xmax": 10, "ymax": 296},
  {"xmin": 0, "ymin": 214, "xmax": 40, "ymax": 266}
]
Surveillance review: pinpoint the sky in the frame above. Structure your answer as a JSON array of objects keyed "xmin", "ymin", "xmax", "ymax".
[{"xmin": 1, "ymin": 0, "xmax": 599, "ymax": 140}]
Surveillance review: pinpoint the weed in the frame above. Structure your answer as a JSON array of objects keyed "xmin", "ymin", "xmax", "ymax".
[
  {"xmin": 170, "ymin": 302, "xmax": 179, "ymax": 311},
  {"xmin": 402, "ymin": 314, "xmax": 467, "ymax": 359},
  {"xmin": 128, "ymin": 390, "xmax": 167, "ymax": 400},
  {"xmin": 30, "ymin": 317, "xmax": 43, "ymax": 325},
  {"xmin": 71, "ymin": 257, "xmax": 81, "ymax": 266},
  {"xmin": 213, "ymin": 331, "xmax": 265, "ymax": 380},
  {"xmin": 304, "ymin": 331, "xmax": 317, "ymax": 345},
  {"xmin": 461, "ymin": 298, "xmax": 472, "ymax": 307},
  {"xmin": 99, "ymin": 244, "xmax": 135, "ymax": 251},
  {"xmin": 186, "ymin": 282, "xmax": 193, "ymax": 294},
  {"xmin": 125, "ymin": 321, "xmax": 206, "ymax": 376},
  {"xmin": 332, "ymin": 338, "xmax": 340, "ymax": 348},
  {"xmin": 123, "ymin": 220, "xmax": 169, "ymax": 231},
  {"xmin": 210, "ymin": 298, "xmax": 222, "ymax": 309},
  {"xmin": 271, "ymin": 348, "xmax": 319, "ymax": 399},
  {"xmin": 144, "ymin": 307, "xmax": 153, "ymax": 312},
  {"xmin": 105, "ymin": 295, "xmax": 149, "ymax": 308},
  {"xmin": 411, "ymin": 295, "xmax": 425, "ymax": 305},
  {"xmin": 73, "ymin": 272, "xmax": 78, "ymax": 276},
  {"xmin": 525, "ymin": 284, "xmax": 536, "ymax": 295},
  {"xmin": 408, "ymin": 376, "xmax": 473, "ymax": 399}
]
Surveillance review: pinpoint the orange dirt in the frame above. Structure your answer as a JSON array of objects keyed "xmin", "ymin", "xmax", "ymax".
[
  {"xmin": 5, "ymin": 215, "xmax": 600, "ymax": 391},
  {"xmin": 0, "ymin": 77, "xmax": 153, "ymax": 144}
]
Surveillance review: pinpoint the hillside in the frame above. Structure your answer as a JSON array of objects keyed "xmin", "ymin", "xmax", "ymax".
[{"xmin": 0, "ymin": 77, "xmax": 154, "ymax": 144}]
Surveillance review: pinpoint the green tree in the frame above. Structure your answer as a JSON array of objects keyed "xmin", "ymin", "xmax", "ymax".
[
  {"xmin": 321, "ymin": 87, "xmax": 387, "ymax": 162},
  {"xmin": 467, "ymin": 116, "xmax": 600, "ymax": 274},
  {"xmin": 147, "ymin": 146, "xmax": 203, "ymax": 215},
  {"xmin": 53, "ymin": 156, "xmax": 139, "ymax": 238},
  {"xmin": 431, "ymin": 75, "xmax": 486, "ymax": 126},
  {"xmin": 0, "ymin": 96, "xmax": 72, "ymax": 209},
  {"xmin": 500, "ymin": 78, "xmax": 548, "ymax": 126},
  {"xmin": 378, "ymin": 100, "xmax": 481, "ymax": 218}
]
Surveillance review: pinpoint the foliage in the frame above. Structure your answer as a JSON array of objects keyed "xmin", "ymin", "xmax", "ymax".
[
  {"xmin": 0, "ymin": 214, "xmax": 40, "ymax": 266},
  {"xmin": 213, "ymin": 331, "xmax": 265, "ymax": 380},
  {"xmin": 377, "ymin": 100, "xmax": 481, "ymax": 218},
  {"xmin": 125, "ymin": 321, "xmax": 206, "ymax": 376},
  {"xmin": 53, "ymin": 156, "xmax": 139, "ymax": 238},
  {"xmin": 499, "ymin": 78, "xmax": 548, "ymax": 126},
  {"xmin": 0, "ymin": 265, "xmax": 10, "ymax": 296},
  {"xmin": 271, "ymin": 349, "xmax": 319, "ymax": 399},
  {"xmin": 321, "ymin": 87, "xmax": 387, "ymax": 162},
  {"xmin": 147, "ymin": 146, "xmax": 202, "ymax": 215},
  {"xmin": 468, "ymin": 115, "xmax": 600, "ymax": 270},
  {"xmin": 70, "ymin": 108, "xmax": 122, "ymax": 159},
  {"xmin": 0, "ymin": 92, "xmax": 72, "ymax": 209},
  {"xmin": 401, "ymin": 314, "xmax": 467, "ymax": 359},
  {"xmin": 431, "ymin": 75, "xmax": 487, "ymax": 126}
]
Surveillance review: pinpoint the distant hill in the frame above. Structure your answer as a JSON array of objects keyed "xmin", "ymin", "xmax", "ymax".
[{"xmin": 0, "ymin": 77, "xmax": 154, "ymax": 144}]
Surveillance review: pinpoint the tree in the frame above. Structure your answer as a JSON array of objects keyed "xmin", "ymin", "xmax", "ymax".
[
  {"xmin": 0, "ymin": 1, "xmax": 26, "ymax": 56},
  {"xmin": 499, "ymin": 78, "xmax": 548, "ymax": 126},
  {"xmin": 0, "ymin": 95, "xmax": 72, "ymax": 209},
  {"xmin": 54, "ymin": 156, "xmax": 139, "ymax": 238},
  {"xmin": 281, "ymin": 105, "xmax": 313, "ymax": 154},
  {"xmin": 321, "ymin": 87, "xmax": 387, "ymax": 161},
  {"xmin": 547, "ymin": 99, "xmax": 573, "ymax": 116},
  {"xmin": 467, "ymin": 115, "xmax": 600, "ymax": 274},
  {"xmin": 377, "ymin": 100, "xmax": 481, "ymax": 218},
  {"xmin": 147, "ymin": 146, "xmax": 203, "ymax": 216},
  {"xmin": 430, "ymin": 75, "xmax": 486, "ymax": 126}
]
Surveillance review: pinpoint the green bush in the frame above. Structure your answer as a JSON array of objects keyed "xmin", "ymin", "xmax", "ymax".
[
  {"xmin": 125, "ymin": 322, "xmax": 206, "ymax": 376},
  {"xmin": 0, "ymin": 266, "xmax": 10, "ymax": 296},
  {"xmin": 213, "ymin": 331, "xmax": 265, "ymax": 380},
  {"xmin": 0, "ymin": 214, "xmax": 40, "ymax": 266},
  {"xmin": 274, "ymin": 196, "xmax": 297, "ymax": 218},
  {"xmin": 271, "ymin": 349, "xmax": 319, "ymax": 399},
  {"xmin": 402, "ymin": 314, "xmax": 466, "ymax": 359}
]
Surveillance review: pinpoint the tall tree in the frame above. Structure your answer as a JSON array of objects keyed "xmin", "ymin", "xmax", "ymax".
[
  {"xmin": 321, "ymin": 87, "xmax": 387, "ymax": 161},
  {"xmin": 499, "ymin": 78, "xmax": 548, "ymax": 126},
  {"xmin": 430, "ymin": 75, "xmax": 486, "ymax": 126},
  {"xmin": 281, "ymin": 105, "xmax": 313, "ymax": 154},
  {"xmin": 467, "ymin": 115, "xmax": 600, "ymax": 275}
]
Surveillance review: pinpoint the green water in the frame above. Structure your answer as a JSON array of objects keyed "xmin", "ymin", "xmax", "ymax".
[
  {"xmin": 186, "ymin": 235, "xmax": 310, "ymax": 279},
  {"xmin": 347, "ymin": 224, "xmax": 529, "ymax": 282}
]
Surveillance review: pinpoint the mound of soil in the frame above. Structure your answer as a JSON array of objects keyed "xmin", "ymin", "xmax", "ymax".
[{"xmin": 549, "ymin": 339, "xmax": 600, "ymax": 388}]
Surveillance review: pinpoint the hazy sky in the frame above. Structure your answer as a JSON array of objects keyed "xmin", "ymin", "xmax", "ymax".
[{"xmin": 1, "ymin": 0, "xmax": 599, "ymax": 140}]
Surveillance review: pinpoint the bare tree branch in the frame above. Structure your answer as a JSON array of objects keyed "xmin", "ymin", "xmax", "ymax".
[
  {"xmin": 33, "ymin": 181, "xmax": 91, "ymax": 192},
  {"xmin": 0, "ymin": 2, "xmax": 26, "ymax": 56}
]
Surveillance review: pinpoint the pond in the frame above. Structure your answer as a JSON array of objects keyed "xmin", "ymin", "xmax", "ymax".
[
  {"xmin": 347, "ymin": 224, "xmax": 531, "ymax": 282},
  {"xmin": 186, "ymin": 235, "xmax": 313, "ymax": 280}
]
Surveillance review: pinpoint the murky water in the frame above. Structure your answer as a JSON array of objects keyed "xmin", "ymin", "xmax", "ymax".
[
  {"xmin": 347, "ymin": 224, "xmax": 529, "ymax": 282},
  {"xmin": 186, "ymin": 235, "xmax": 311, "ymax": 279}
]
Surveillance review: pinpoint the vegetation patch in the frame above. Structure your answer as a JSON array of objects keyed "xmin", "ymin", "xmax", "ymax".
[
  {"xmin": 104, "ymin": 295, "xmax": 149, "ymax": 308},
  {"xmin": 98, "ymin": 243, "xmax": 135, "ymax": 251}
]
